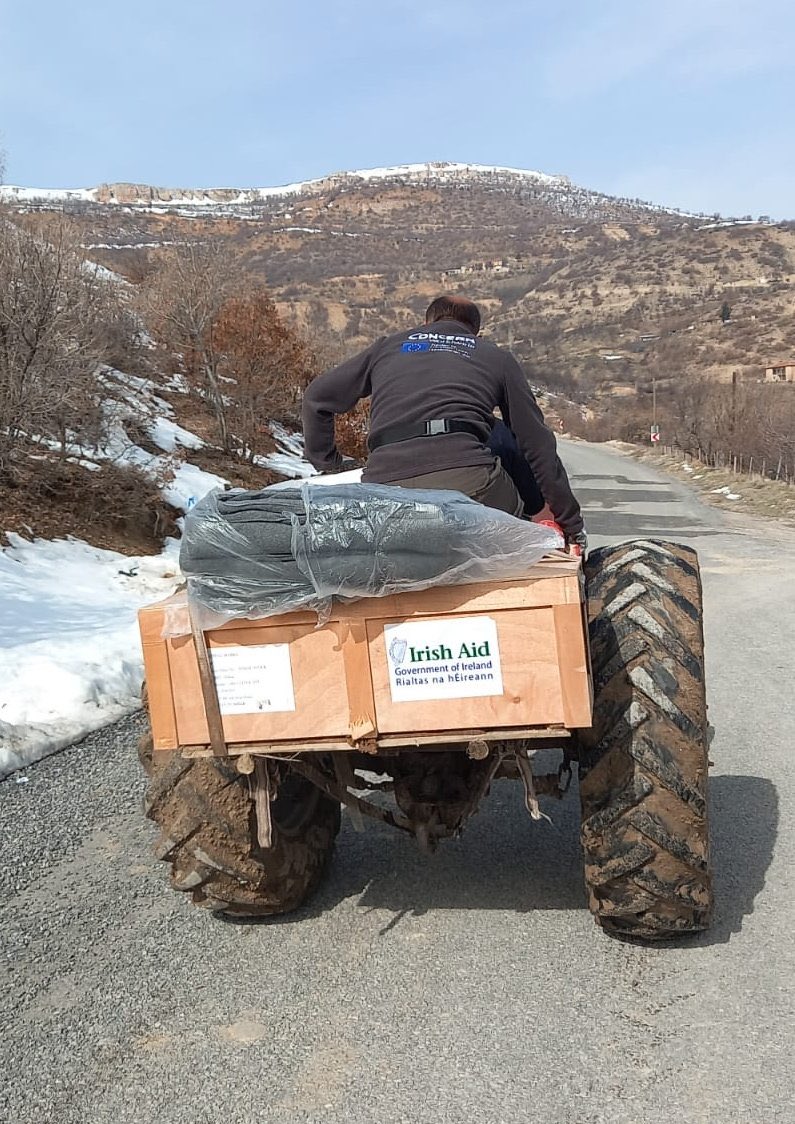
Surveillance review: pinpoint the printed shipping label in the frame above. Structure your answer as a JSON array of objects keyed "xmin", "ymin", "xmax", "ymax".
[
  {"xmin": 384, "ymin": 616, "xmax": 503, "ymax": 702},
  {"xmin": 209, "ymin": 644, "xmax": 296, "ymax": 715}
]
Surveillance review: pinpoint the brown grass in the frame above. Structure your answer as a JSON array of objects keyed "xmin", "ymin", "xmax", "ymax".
[
  {"xmin": 0, "ymin": 455, "xmax": 181, "ymax": 554},
  {"xmin": 632, "ymin": 447, "xmax": 795, "ymax": 526}
]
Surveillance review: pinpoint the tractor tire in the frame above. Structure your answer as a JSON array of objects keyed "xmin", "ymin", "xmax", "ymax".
[
  {"xmin": 139, "ymin": 735, "xmax": 341, "ymax": 918},
  {"xmin": 578, "ymin": 540, "xmax": 712, "ymax": 940}
]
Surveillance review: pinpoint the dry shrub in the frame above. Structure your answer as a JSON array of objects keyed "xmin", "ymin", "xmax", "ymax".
[
  {"xmin": 1, "ymin": 455, "xmax": 179, "ymax": 553},
  {"xmin": 213, "ymin": 287, "xmax": 315, "ymax": 461},
  {"xmin": 580, "ymin": 379, "xmax": 795, "ymax": 480},
  {"xmin": 335, "ymin": 401, "xmax": 370, "ymax": 461},
  {"xmin": 85, "ymin": 461, "xmax": 179, "ymax": 544},
  {"xmin": 185, "ymin": 442, "xmax": 279, "ymax": 490},
  {"xmin": 141, "ymin": 248, "xmax": 315, "ymax": 459}
]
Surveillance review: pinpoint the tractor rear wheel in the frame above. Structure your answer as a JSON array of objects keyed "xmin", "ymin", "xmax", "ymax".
[
  {"xmin": 139, "ymin": 735, "xmax": 341, "ymax": 917},
  {"xmin": 578, "ymin": 540, "xmax": 713, "ymax": 940}
]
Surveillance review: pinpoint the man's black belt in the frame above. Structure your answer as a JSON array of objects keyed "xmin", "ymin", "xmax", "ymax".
[{"xmin": 368, "ymin": 418, "xmax": 488, "ymax": 452}]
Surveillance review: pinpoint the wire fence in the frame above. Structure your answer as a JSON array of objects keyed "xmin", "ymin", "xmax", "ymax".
[{"xmin": 658, "ymin": 444, "xmax": 794, "ymax": 485}]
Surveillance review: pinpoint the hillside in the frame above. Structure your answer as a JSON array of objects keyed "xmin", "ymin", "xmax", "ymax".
[
  {"xmin": 4, "ymin": 161, "xmax": 793, "ymax": 404},
  {"xmin": 3, "ymin": 159, "xmax": 794, "ymax": 466}
]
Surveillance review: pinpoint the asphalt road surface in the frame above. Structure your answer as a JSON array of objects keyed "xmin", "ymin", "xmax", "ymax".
[{"xmin": 2, "ymin": 441, "xmax": 793, "ymax": 1124}]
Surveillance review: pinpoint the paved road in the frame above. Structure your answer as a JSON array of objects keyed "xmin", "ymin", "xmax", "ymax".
[{"xmin": 2, "ymin": 441, "xmax": 793, "ymax": 1124}]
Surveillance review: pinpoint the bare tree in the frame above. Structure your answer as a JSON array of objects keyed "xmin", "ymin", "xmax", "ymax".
[
  {"xmin": 0, "ymin": 215, "xmax": 124, "ymax": 472},
  {"xmin": 212, "ymin": 287, "xmax": 315, "ymax": 459},
  {"xmin": 141, "ymin": 241, "xmax": 240, "ymax": 450}
]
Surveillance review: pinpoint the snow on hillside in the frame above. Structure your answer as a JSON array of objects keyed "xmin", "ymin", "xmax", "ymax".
[
  {"xmin": 0, "ymin": 358, "xmax": 318, "ymax": 776},
  {"xmin": 0, "ymin": 372, "xmax": 219, "ymax": 777},
  {"xmin": 1, "ymin": 160, "xmax": 705, "ymax": 223},
  {"xmin": 335, "ymin": 161, "xmax": 564, "ymax": 186},
  {"xmin": 0, "ymin": 163, "xmax": 567, "ymax": 208},
  {"xmin": 0, "ymin": 201, "xmax": 326, "ymax": 777},
  {"xmin": 259, "ymin": 423, "xmax": 316, "ymax": 478},
  {"xmin": 0, "ymin": 185, "xmax": 96, "ymax": 203},
  {"xmin": 46, "ymin": 366, "xmax": 230, "ymax": 513},
  {"xmin": 0, "ymin": 457, "xmax": 354, "ymax": 777},
  {"xmin": 248, "ymin": 161, "xmax": 567, "ymax": 198}
]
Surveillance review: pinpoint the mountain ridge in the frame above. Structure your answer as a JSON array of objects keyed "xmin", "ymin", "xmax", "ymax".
[
  {"xmin": 3, "ymin": 159, "xmax": 792, "ymax": 402},
  {"xmin": 0, "ymin": 160, "xmax": 701, "ymax": 221}
]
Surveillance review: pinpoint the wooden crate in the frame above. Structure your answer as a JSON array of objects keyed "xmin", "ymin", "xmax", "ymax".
[{"xmin": 138, "ymin": 556, "xmax": 592, "ymax": 754}]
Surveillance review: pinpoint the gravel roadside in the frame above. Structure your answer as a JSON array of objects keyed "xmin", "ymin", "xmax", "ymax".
[{"xmin": 0, "ymin": 712, "xmax": 148, "ymax": 902}]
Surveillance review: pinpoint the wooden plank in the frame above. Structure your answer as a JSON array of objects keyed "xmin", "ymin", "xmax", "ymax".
[
  {"xmin": 341, "ymin": 574, "xmax": 582, "ymax": 620},
  {"xmin": 142, "ymin": 558, "xmax": 583, "ymax": 635},
  {"xmin": 177, "ymin": 724, "xmax": 573, "ymax": 758},
  {"xmin": 180, "ymin": 739, "xmax": 354, "ymax": 757},
  {"xmin": 188, "ymin": 598, "xmax": 228, "ymax": 757},
  {"xmin": 374, "ymin": 726, "xmax": 572, "ymax": 749},
  {"xmin": 336, "ymin": 618, "xmax": 377, "ymax": 741},
  {"xmin": 552, "ymin": 602, "xmax": 593, "ymax": 728},
  {"xmin": 138, "ymin": 607, "xmax": 178, "ymax": 751}
]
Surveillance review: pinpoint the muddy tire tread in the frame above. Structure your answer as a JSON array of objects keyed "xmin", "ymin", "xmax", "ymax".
[
  {"xmin": 579, "ymin": 540, "xmax": 713, "ymax": 940},
  {"xmin": 139, "ymin": 738, "xmax": 340, "ymax": 917}
]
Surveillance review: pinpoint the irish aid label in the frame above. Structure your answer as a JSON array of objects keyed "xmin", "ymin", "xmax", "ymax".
[{"xmin": 384, "ymin": 616, "xmax": 504, "ymax": 702}]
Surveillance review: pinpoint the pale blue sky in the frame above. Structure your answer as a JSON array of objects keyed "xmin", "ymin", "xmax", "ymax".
[{"xmin": 1, "ymin": 0, "xmax": 793, "ymax": 217}]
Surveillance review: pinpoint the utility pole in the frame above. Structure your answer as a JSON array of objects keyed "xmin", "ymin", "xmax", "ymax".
[
  {"xmin": 731, "ymin": 370, "xmax": 738, "ymax": 435},
  {"xmin": 650, "ymin": 378, "xmax": 661, "ymax": 445}
]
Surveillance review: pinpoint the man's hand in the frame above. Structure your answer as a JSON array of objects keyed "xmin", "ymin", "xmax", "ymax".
[
  {"xmin": 535, "ymin": 518, "xmax": 586, "ymax": 557},
  {"xmin": 567, "ymin": 530, "xmax": 588, "ymax": 558}
]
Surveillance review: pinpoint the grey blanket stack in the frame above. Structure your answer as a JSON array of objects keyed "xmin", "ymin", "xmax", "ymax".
[{"xmin": 179, "ymin": 482, "xmax": 561, "ymax": 622}]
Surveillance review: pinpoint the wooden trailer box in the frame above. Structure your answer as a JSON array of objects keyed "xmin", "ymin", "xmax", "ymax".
[{"xmin": 138, "ymin": 556, "xmax": 592, "ymax": 755}]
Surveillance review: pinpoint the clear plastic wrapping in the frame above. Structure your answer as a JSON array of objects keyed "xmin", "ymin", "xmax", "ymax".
[{"xmin": 175, "ymin": 482, "xmax": 563, "ymax": 633}]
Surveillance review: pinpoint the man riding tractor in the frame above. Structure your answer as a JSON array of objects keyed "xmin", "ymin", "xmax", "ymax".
[
  {"xmin": 302, "ymin": 295, "xmax": 586, "ymax": 551},
  {"xmin": 141, "ymin": 296, "xmax": 711, "ymax": 943}
]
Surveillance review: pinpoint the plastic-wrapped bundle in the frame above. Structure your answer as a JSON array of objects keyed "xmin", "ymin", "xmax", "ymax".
[{"xmin": 178, "ymin": 482, "xmax": 563, "ymax": 627}]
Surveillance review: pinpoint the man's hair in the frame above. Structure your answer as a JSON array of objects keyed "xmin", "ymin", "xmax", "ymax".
[{"xmin": 425, "ymin": 295, "xmax": 481, "ymax": 334}]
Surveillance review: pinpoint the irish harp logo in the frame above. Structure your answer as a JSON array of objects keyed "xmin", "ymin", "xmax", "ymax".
[{"xmin": 388, "ymin": 636, "xmax": 408, "ymax": 666}]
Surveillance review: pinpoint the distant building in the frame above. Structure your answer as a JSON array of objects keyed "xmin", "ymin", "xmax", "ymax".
[{"xmin": 764, "ymin": 361, "xmax": 795, "ymax": 383}]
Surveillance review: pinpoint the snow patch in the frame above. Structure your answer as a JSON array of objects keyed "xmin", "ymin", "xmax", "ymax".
[
  {"xmin": 332, "ymin": 161, "xmax": 564, "ymax": 186},
  {"xmin": 54, "ymin": 366, "xmax": 228, "ymax": 514},
  {"xmin": 697, "ymin": 219, "xmax": 763, "ymax": 231},
  {"xmin": 0, "ymin": 536, "xmax": 181, "ymax": 778},
  {"xmin": 148, "ymin": 417, "xmax": 205, "ymax": 453},
  {"xmin": 0, "ymin": 163, "xmax": 568, "ymax": 209},
  {"xmin": 246, "ymin": 423, "xmax": 366, "ymax": 484},
  {"xmin": 0, "ymin": 184, "xmax": 96, "ymax": 203},
  {"xmin": 269, "ymin": 467, "xmax": 364, "ymax": 490},
  {"xmin": 163, "ymin": 461, "xmax": 226, "ymax": 511},
  {"xmin": 253, "ymin": 423, "xmax": 316, "ymax": 478},
  {"xmin": 84, "ymin": 240, "xmax": 184, "ymax": 250},
  {"xmin": 85, "ymin": 261, "xmax": 127, "ymax": 285}
]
